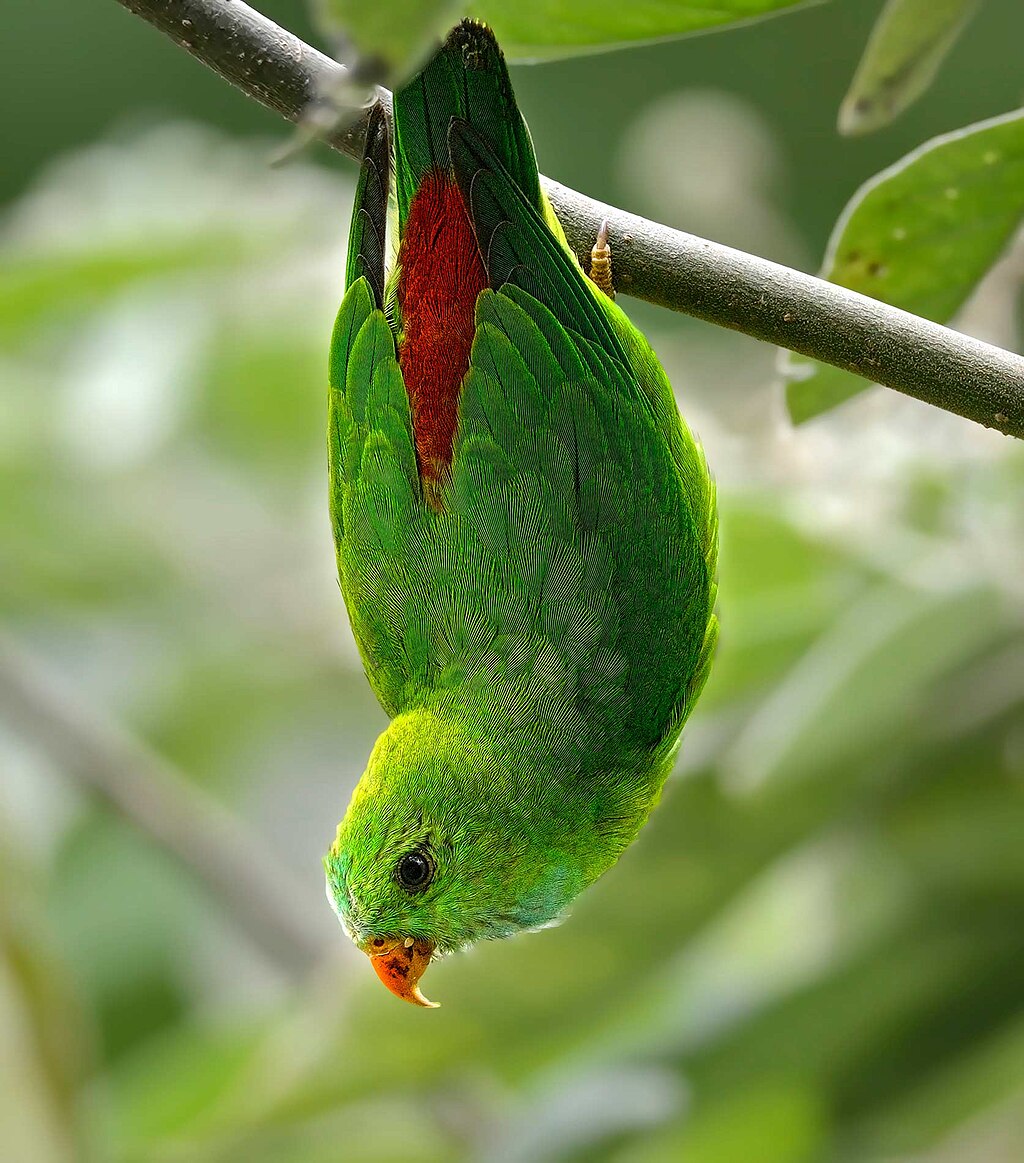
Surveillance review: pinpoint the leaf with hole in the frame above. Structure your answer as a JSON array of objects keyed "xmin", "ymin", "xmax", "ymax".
[
  {"xmin": 784, "ymin": 109, "xmax": 1024, "ymax": 423},
  {"xmin": 838, "ymin": 0, "xmax": 981, "ymax": 136}
]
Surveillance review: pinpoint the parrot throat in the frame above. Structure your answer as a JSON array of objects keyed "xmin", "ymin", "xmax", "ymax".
[{"xmin": 397, "ymin": 172, "xmax": 488, "ymax": 495}]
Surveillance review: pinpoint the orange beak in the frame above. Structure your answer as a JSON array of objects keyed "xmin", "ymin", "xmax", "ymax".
[{"xmin": 361, "ymin": 937, "xmax": 438, "ymax": 1007}]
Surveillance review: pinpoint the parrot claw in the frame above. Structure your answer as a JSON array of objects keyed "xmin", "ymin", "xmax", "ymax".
[{"xmin": 589, "ymin": 218, "xmax": 615, "ymax": 300}]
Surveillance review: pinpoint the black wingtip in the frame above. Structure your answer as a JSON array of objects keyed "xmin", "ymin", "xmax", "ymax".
[
  {"xmin": 363, "ymin": 100, "xmax": 390, "ymax": 183},
  {"xmin": 441, "ymin": 19, "xmax": 510, "ymax": 84},
  {"xmin": 393, "ymin": 18, "xmax": 539, "ymax": 226},
  {"xmin": 443, "ymin": 18, "xmax": 500, "ymax": 55},
  {"xmin": 346, "ymin": 101, "xmax": 390, "ymax": 306}
]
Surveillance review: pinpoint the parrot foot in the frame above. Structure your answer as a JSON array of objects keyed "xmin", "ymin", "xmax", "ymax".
[{"xmin": 588, "ymin": 219, "xmax": 615, "ymax": 300}]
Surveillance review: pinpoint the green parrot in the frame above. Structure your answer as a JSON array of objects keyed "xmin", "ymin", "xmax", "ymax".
[{"xmin": 324, "ymin": 20, "xmax": 718, "ymax": 1006}]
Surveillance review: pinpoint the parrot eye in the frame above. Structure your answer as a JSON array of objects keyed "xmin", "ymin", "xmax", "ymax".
[{"xmin": 395, "ymin": 849, "xmax": 435, "ymax": 893}]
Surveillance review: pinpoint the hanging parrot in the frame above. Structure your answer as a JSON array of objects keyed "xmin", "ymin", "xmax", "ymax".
[{"xmin": 324, "ymin": 20, "xmax": 718, "ymax": 1007}]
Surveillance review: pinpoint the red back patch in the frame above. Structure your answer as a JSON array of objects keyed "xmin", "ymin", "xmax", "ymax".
[{"xmin": 397, "ymin": 173, "xmax": 488, "ymax": 493}]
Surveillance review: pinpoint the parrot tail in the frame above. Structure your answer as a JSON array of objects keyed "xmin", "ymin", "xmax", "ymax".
[
  {"xmin": 391, "ymin": 20, "xmax": 543, "ymax": 491},
  {"xmin": 392, "ymin": 19, "xmax": 541, "ymax": 226}
]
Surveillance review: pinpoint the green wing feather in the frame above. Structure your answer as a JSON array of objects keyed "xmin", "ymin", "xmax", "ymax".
[
  {"xmin": 456, "ymin": 288, "xmax": 715, "ymax": 760},
  {"xmin": 448, "ymin": 120, "xmax": 630, "ymax": 368},
  {"xmin": 329, "ymin": 278, "xmax": 424, "ymax": 715}
]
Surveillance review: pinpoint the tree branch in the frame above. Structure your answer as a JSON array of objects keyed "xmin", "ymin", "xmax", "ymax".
[
  {"xmin": 0, "ymin": 630, "xmax": 328, "ymax": 976},
  {"xmin": 113, "ymin": 0, "xmax": 1024, "ymax": 438}
]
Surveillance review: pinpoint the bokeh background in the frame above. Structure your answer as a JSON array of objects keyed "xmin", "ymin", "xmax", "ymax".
[{"xmin": 3, "ymin": 1, "xmax": 1024, "ymax": 1160}]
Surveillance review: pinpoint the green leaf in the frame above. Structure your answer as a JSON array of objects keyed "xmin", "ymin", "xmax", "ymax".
[
  {"xmin": 103, "ymin": 1021, "xmax": 266, "ymax": 1154},
  {"xmin": 681, "ymin": 914, "xmax": 1024, "ymax": 1129},
  {"xmin": 852, "ymin": 1012, "xmax": 1024, "ymax": 1157},
  {"xmin": 721, "ymin": 583, "xmax": 1004, "ymax": 790},
  {"xmin": 0, "ymin": 832, "xmax": 91, "ymax": 1162},
  {"xmin": 785, "ymin": 109, "xmax": 1024, "ymax": 423},
  {"xmin": 468, "ymin": 0, "xmax": 819, "ymax": 58},
  {"xmin": 310, "ymin": 0, "xmax": 463, "ymax": 80},
  {"xmin": 619, "ymin": 1081, "xmax": 826, "ymax": 1163},
  {"xmin": 838, "ymin": 0, "xmax": 981, "ymax": 136}
]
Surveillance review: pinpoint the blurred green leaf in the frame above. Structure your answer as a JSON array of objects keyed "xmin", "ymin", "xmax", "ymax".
[
  {"xmin": 705, "ymin": 503, "xmax": 876, "ymax": 707},
  {"xmin": 103, "ymin": 1020, "xmax": 267, "ymax": 1157},
  {"xmin": 469, "ymin": 0, "xmax": 818, "ymax": 58},
  {"xmin": 850, "ymin": 1011, "xmax": 1024, "ymax": 1157},
  {"xmin": 681, "ymin": 913, "xmax": 1024, "ymax": 1126},
  {"xmin": 882, "ymin": 728, "xmax": 1024, "ymax": 900},
  {"xmin": 0, "ymin": 454, "xmax": 182, "ymax": 615},
  {"xmin": 785, "ymin": 109, "xmax": 1024, "ymax": 423},
  {"xmin": 197, "ymin": 333, "xmax": 325, "ymax": 474},
  {"xmin": 838, "ymin": 0, "xmax": 981, "ymax": 137},
  {"xmin": 311, "ymin": 0, "xmax": 462, "ymax": 76},
  {"xmin": 0, "ymin": 243, "xmax": 249, "ymax": 343},
  {"xmin": 0, "ymin": 827, "xmax": 91, "ymax": 1163},
  {"xmin": 722, "ymin": 583, "xmax": 1004, "ymax": 789},
  {"xmin": 50, "ymin": 816, "xmax": 200, "ymax": 1060},
  {"xmin": 618, "ymin": 1080, "xmax": 825, "ymax": 1163}
]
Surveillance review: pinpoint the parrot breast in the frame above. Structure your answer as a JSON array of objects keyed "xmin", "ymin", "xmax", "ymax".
[{"xmin": 397, "ymin": 173, "xmax": 488, "ymax": 488}]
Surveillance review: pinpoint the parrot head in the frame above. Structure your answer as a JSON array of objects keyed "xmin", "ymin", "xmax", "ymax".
[{"xmin": 324, "ymin": 708, "xmax": 597, "ymax": 1007}]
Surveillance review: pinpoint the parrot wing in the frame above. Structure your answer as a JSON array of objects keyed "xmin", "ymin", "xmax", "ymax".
[
  {"xmin": 445, "ymin": 118, "xmax": 718, "ymax": 756},
  {"xmin": 440, "ymin": 284, "xmax": 717, "ymax": 766},
  {"xmin": 330, "ymin": 102, "xmax": 429, "ymax": 714},
  {"xmin": 329, "ymin": 276, "xmax": 427, "ymax": 716}
]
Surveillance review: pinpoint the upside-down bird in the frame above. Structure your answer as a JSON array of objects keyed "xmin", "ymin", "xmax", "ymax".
[{"xmin": 324, "ymin": 20, "xmax": 718, "ymax": 1006}]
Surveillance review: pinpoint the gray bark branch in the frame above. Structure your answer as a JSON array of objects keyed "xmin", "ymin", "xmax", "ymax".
[
  {"xmin": 0, "ymin": 631, "xmax": 327, "ymax": 976},
  {"xmin": 113, "ymin": 0, "xmax": 1024, "ymax": 437}
]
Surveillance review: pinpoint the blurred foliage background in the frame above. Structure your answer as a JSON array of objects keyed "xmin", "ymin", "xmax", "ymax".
[{"xmin": 3, "ymin": 1, "xmax": 1024, "ymax": 1160}]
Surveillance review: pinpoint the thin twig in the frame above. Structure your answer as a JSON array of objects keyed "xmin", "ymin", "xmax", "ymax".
[
  {"xmin": 113, "ymin": 0, "xmax": 1024, "ymax": 436},
  {"xmin": 0, "ymin": 630, "xmax": 328, "ymax": 976}
]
